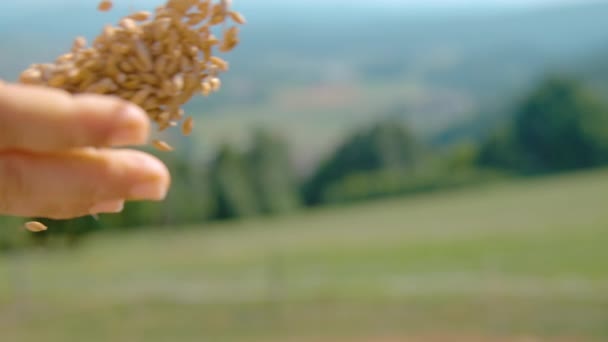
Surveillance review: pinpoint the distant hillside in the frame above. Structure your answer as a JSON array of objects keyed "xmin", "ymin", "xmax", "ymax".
[{"xmin": 1, "ymin": 1, "xmax": 608, "ymax": 171}]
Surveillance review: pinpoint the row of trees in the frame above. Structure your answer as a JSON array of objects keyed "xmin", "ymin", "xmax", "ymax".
[
  {"xmin": 478, "ymin": 77, "xmax": 608, "ymax": 173},
  {"xmin": 302, "ymin": 76, "xmax": 608, "ymax": 207},
  {"xmin": 2, "ymin": 75, "xmax": 608, "ymax": 249}
]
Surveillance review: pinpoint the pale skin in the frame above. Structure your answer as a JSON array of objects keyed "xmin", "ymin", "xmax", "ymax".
[{"xmin": 0, "ymin": 82, "xmax": 171, "ymax": 220}]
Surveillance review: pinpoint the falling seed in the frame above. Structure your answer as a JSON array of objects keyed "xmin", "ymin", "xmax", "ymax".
[
  {"xmin": 153, "ymin": 139, "xmax": 174, "ymax": 152},
  {"xmin": 98, "ymin": 0, "xmax": 113, "ymax": 12},
  {"xmin": 25, "ymin": 221, "xmax": 48, "ymax": 233},
  {"xmin": 182, "ymin": 116, "xmax": 194, "ymax": 136},
  {"xmin": 129, "ymin": 11, "xmax": 152, "ymax": 21},
  {"xmin": 229, "ymin": 11, "xmax": 246, "ymax": 24},
  {"xmin": 209, "ymin": 77, "xmax": 221, "ymax": 91}
]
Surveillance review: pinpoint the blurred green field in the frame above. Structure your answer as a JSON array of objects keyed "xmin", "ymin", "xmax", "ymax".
[{"xmin": 1, "ymin": 169, "xmax": 608, "ymax": 341}]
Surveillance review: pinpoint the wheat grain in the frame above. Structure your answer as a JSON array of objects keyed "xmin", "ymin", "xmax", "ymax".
[
  {"xmin": 182, "ymin": 116, "xmax": 194, "ymax": 136},
  {"xmin": 209, "ymin": 77, "xmax": 221, "ymax": 92},
  {"xmin": 153, "ymin": 139, "xmax": 174, "ymax": 152},
  {"xmin": 129, "ymin": 11, "xmax": 152, "ymax": 22},
  {"xmin": 25, "ymin": 221, "xmax": 48, "ymax": 233},
  {"xmin": 209, "ymin": 56, "xmax": 229, "ymax": 71},
  {"xmin": 229, "ymin": 11, "xmax": 246, "ymax": 24},
  {"xmin": 98, "ymin": 0, "xmax": 113, "ymax": 12}
]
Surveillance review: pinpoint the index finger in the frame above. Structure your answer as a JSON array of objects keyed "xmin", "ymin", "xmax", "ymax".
[{"xmin": 0, "ymin": 83, "xmax": 150, "ymax": 152}]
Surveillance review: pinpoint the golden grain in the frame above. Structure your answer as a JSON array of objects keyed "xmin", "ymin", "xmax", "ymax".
[
  {"xmin": 197, "ymin": 1, "xmax": 211, "ymax": 17},
  {"xmin": 56, "ymin": 53, "xmax": 74, "ymax": 64},
  {"xmin": 25, "ymin": 221, "xmax": 48, "ymax": 233},
  {"xmin": 219, "ymin": 26, "xmax": 239, "ymax": 52},
  {"xmin": 120, "ymin": 18, "xmax": 139, "ymax": 32},
  {"xmin": 209, "ymin": 77, "xmax": 221, "ymax": 92},
  {"xmin": 221, "ymin": 0, "xmax": 232, "ymax": 11},
  {"xmin": 130, "ymin": 87, "xmax": 152, "ymax": 105},
  {"xmin": 48, "ymin": 73, "xmax": 67, "ymax": 87},
  {"xmin": 209, "ymin": 4, "xmax": 226, "ymax": 25},
  {"xmin": 142, "ymin": 97, "xmax": 160, "ymax": 110},
  {"xmin": 20, "ymin": 69, "xmax": 42, "ymax": 84},
  {"xmin": 206, "ymin": 34, "xmax": 220, "ymax": 46},
  {"xmin": 140, "ymin": 72, "xmax": 159, "ymax": 85},
  {"xmin": 129, "ymin": 11, "xmax": 152, "ymax": 21},
  {"xmin": 72, "ymin": 36, "xmax": 87, "ymax": 51},
  {"xmin": 118, "ymin": 60, "xmax": 135, "ymax": 73},
  {"xmin": 182, "ymin": 116, "xmax": 194, "ymax": 136},
  {"xmin": 158, "ymin": 122, "xmax": 171, "ymax": 132},
  {"xmin": 98, "ymin": 0, "xmax": 113, "ymax": 12},
  {"xmin": 153, "ymin": 139, "xmax": 174, "ymax": 152},
  {"xmin": 166, "ymin": 0, "xmax": 197, "ymax": 13},
  {"xmin": 209, "ymin": 56, "xmax": 229, "ymax": 71},
  {"xmin": 186, "ymin": 13, "xmax": 207, "ymax": 26},
  {"xmin": 229, "ymin": 11, "xmax": 246, "ymax": 24},
  {"xmin": 171, "ymin": 108, "xmax": 185, "ymax": 120},
  {"xmin": 200, "ymin": 81, "xmax": 212, "ymax": 96},
  {"xmin": 172, "ymin": 74, "xmax": 185, "ymax": 92},
  {"xmin": 151, "ymin": 41, "xmax": 164, "ymax": 56},
  {"xmin": 110, "ymin": 43, "xmax": 129, "ymax": 55},
  {"xmin": 133, "ymin": 40, "xmax": 153, "ymax": 70},
  {"xmin": 158, "ymin": 111, "xmax": 172, "ymax": 123}
]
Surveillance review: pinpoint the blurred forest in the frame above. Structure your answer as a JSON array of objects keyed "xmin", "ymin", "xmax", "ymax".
[{"xmin": 1, "ymin": 0, "xmax": 608, "ymax": 248}]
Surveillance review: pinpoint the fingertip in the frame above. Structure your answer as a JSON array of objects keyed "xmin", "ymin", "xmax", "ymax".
[
  {"xmin": 126, "ymin": 151, "xmax": 172, "ymax": 201},
  {"xmin": 72, "ymin": 94, "xmax": 151, "ymax": 148},
  {"xmin": 89, "ymin": 199, "xmax": 125, "ymax": 215},
  {"xmin": 107, "ymin": 102, "xmax": 151, "ymax": 147}
]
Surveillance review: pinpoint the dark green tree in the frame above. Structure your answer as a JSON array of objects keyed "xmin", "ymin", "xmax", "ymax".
[
  {"xmin": 515, "ymin": 77, "xmax": 608, "ymax": 171},
  {"xmin": 303, "ymin": 118, "xmax": 422, "ymax": 205},
  {"xmin": 210, "ymin": 144, "xmax": 259, "ymax": 219},
  {"xmin": 159, "ymin": 150, "xmax": 217, "ymax": 226},
  {"xmin": 477, "ymin": 127, "xmax": 524, "ymax": 170},
  {"xmin": 246, "ymin": 129, "xmax": 301, "ymax": 215},
  {"xmin": 479, "ymin": 76, "xmax": 608, "ymax": 173}
]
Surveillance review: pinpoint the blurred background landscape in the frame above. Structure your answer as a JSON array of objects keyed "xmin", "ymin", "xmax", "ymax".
[{"xmin": 1, "ymin": 0, "xmax": 608, "ymax": 341}]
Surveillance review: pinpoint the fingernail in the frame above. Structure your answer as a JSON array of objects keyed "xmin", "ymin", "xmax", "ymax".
[
  {"xmin": 89, "ymin": 199, "xmax": 125, "ymax": 214},
  {"xmin": 130, "ymin": 182, "xmax": 168, "ymax": 200},
  {"xmin": 108, "ymin": 104, "xmax": 149, "ymax": 146},
  {"xmin": 128, "ymin": 156, "xmax": 170, "ymax": 201}
]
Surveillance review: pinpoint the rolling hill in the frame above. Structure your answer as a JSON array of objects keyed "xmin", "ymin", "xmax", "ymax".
[{"xmin": 1, "ymin": 0, "xmax": 608, "ymax": 170}]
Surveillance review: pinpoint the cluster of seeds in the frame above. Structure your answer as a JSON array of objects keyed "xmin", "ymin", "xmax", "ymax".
[{"xmin": 19, "ymin": 0, "xmax": 245, "ymax": 150}]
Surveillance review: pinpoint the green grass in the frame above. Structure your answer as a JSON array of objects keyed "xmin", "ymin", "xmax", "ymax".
[{"xmin": 1, "ymin": 169, "xmax": 608, "ymax": 341}]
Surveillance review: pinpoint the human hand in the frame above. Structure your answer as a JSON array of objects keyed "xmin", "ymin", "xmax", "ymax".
[{"xmin": 0, "ymin": 82, "xmax": 170, "ymax": 220}]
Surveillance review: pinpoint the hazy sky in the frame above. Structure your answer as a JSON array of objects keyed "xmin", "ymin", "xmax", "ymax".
[
  {"xmin": 1, "ymin": 0, "xmax": 602, "ymax": 19},
  {"xmin": 5, "ymin": 0, "xmax": 598, "ymax": 8}
]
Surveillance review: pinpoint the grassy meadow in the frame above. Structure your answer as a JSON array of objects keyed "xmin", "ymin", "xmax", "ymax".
[{"xmin": 1, "ymin": 168, "xmax": 607, "ymax": 341}]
